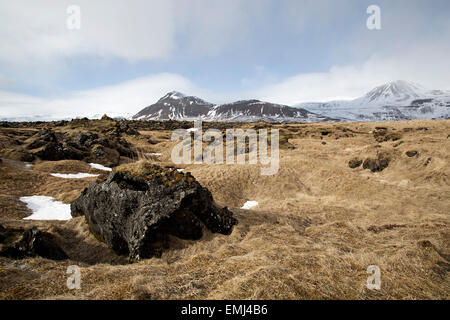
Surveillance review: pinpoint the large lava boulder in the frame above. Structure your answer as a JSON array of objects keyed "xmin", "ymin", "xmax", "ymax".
[{"xmin": 71, "ymin": 163, "xmax": 238, "ymax": 261}]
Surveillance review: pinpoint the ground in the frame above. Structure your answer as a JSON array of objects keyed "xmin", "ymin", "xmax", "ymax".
[{"xmin": 0, "ymin": 119, "xmax": 449, "ymax": 299}]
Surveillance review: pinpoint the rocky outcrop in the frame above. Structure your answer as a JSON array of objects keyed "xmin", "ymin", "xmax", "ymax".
[
  {"xmin": 71, "ymin": 164, "xmax": 238, "ymax": 261},
  {"xmin": 363, "ymin": 152, "xmax": 391, "ymax": 172},
  {"xmin": 373, "ymin": 127, "xmax": 402, "ymax": 143},
  {"xmin": 27, "ymin": 128, "xmax": 58, "ymax": 149},
  {"xmin": 0, "ymin": 226, "xmax": 68, "ymax": 260},
  {"xmin": 1, "ymin": 148, "xmax": 35, "ymax": 162},
  {"xmin": 23, "ymin": 126, "xmax": 136, "ymax": 166}
]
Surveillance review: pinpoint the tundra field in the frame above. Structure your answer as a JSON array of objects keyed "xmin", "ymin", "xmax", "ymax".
[{"xmin": 0, "ymin": 118, "xmax": 449, "ymax": 300}]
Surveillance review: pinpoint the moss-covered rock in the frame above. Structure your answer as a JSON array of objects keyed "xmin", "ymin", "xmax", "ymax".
[{"xmin": 71, "ymin": 162, "xmax": 238, "ymax": 261}]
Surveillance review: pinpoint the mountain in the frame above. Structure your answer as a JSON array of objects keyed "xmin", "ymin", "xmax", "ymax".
[
  {"xmin": 133, "ymin": 81, "xmax": 450, "ymax": 123},
  {"xmin": 296, "ymin": 80, "xmax": 450, "ymax": 121},
  {"xmin": 133, "ymin": 92, "xmax": 334, "ymax": 123},
  {"xmin": 133, "ymin": 91, "xmax": 214, "ymax": 121},
  {"xmin": 205, "ymin": 100, "xmax": 332, "ymax": 122}
]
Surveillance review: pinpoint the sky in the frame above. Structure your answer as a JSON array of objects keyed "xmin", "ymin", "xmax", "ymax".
[{"xmin": 0, "ymin": 0, "xmax": 450, "ymax": 119}]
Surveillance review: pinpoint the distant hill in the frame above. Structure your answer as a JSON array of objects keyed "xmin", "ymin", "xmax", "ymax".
[{"xmin": 132, "ymin": 91, "xmax": 334, "ymax": 123}]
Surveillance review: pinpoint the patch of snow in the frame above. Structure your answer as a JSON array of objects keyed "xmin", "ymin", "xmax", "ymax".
[
  {"xmin": 21, "ymin": 196, "xmax": 72, "ymax": 221},
  {"xmin": 177, "ymin": 169, "xmax": 184, "ymax": 172},
  {"xmin": 50, "ymin": 173, "xmax": 99, "ymax": 179},
  {"xmin": 187, "ymin": 128, "xmax": 199, "ymax": 132},
  {"xmin": 25, "ymin": 163, "xmax": 33, "ymax": 169},
  {"xmin": 89, "ymin": 163, "xmax": 112, "ymax": 171},
  {"xmin": 241, "ymin": 201, "xmax": 259, "ymax": 210}
]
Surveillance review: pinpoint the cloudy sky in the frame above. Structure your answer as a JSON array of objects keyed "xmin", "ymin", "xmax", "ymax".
[{"xmin": 0, "ymin": 0, "xmax": 449, "ymax": 119}]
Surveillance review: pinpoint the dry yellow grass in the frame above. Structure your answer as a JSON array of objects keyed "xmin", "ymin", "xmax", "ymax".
[{"xmin": 0, "ymin": 119, "xmax": 449, "ymax": 300}]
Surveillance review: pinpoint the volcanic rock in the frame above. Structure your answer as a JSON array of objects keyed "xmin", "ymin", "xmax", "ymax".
[
  {"xmin": 4, "ymin": 149, "xmax": 35, "ymax": 162},
  {"xmin": 27, "ymin": 128, "xmax": 58, "ymax": 150},
  {"xmin": 406, "ymin": 150, "xmax": 419, "ymax": 157},
  {"xmin": 0, "ymin": 224, "xmax": 8, "ymax": 243},
  {"xmin": 74, "ymin": 132, "xmax": 99, "ymax": 148},
  {"xmin": 373, "ymin": 127, "xmax": 402, "ymax": 142},
  {"xmin": 71, "ymin": 163, "xmax": 238, "ymax": 261},
  {"xmin": 363, "ymin": 152, "xmax": 391, "ymax": 172},
  {"xmin": 33, "ymin": 140, "xmax": 87, "ymax": 162},
  {"xmin": 348, "ymin": 158, "xmax": 363, "ymax": 169},
  {"xmin": 0, "ymin": 227, "xmax": 68, "ymax": 260},
  {"xmin": 101, "ymin": 114, "xmax": 114, "ymax": 121}
]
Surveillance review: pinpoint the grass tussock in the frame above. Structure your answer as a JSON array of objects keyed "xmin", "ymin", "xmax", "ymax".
[{"xmin": 114, "ymin": 160, "xmax": 164, "ymax": 178}]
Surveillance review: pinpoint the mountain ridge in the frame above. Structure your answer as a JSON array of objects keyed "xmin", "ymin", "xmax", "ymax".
[
  {"xmin": 132, "ymin": 81, "xmax": 450, "ymax": 123},
  {"xmin": 296, "ymin": 80, "xmax": 450, "ymax": 122},
  {"xmin": 132, "ymin": 92, "xmax": 334, "ymax": 123}
]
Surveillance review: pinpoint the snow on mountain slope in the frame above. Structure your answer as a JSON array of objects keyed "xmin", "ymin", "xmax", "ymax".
[
  {"xmin": 133, "ymin": 93, "xmax": 335, "ymax": 123},
  {"xmin": 206, "ymin": 99, "xmax": 333, "ymax": 122},
  {"xmin": 297, "ymin": 81, "xmax": 450, "ymax": 122},
  {"xmin": 132, "ymin": 91, "xmax": 214, "ymax": 121}
]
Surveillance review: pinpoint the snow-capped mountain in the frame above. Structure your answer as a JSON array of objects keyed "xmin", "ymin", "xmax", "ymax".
[
  {"xmin": 133, "ymin": 81, "xmax": 450, "ymax": 123},
  {"xmin": 133, "ymin": 92, "xmax": 334, "ymax": 123},
  {"xmin": 205, "ymin": 100, "xmax": 333, "ymax": 122},
  {"xmin": 296, "ymin": 81, "xmax": 450, "ymax": 121},
  {"xmin": 133, "ymin": 91, "xmax": 214, "ymax": 121}
]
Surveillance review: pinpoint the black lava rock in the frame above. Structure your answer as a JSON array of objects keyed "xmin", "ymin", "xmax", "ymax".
[
  {"xmin": 0, "ymin": 227, "xmax": 68, "ymax": 260},
  {"xmin": 348, "ymin": 158, "xmax": 362, "ymax": 169},
  {"xmin": 363, "ymin": 153, "xmax": 391, "ymax": 172},
  {"xmin": 71, "ymin": 165, "xmax": 238, "ymax": 261},
  {"xmin": 27, "ymin": 129, "xmax": 58, "ymax": 150},
  {"xmin": 0, "ymin": 224, "xmax": 8, "ymax": 243},
  {"xmin": 373, "ymin": 127, "xmax": 402, "ymax": 143},
  {"xmin": 406, "ymin": 150, "xmax": 419, "ymax": 157}
]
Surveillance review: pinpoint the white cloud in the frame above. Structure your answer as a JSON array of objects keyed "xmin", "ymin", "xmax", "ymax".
[
  {"xmin": 0, "ymin": 1, "xmax": 176, "ymax": 63},
  {"xmin": 0, "ymin": 0, "xmax": 268, "ymax": 89},
  {"xmin": 2, "ymin": 48, "xmax": 450, "ymax": 120},
  {"xmin": 248, "ymin": 50, "xmax": 450, "ymax": 105},
  {"xmin": 1, "ymin": 0, "xmax": 450, "ymax": 117},
  {"xmin": 0, "ymin": 0, "xmax": 266, "ymax": 64},
  {"xmin": 0, "ymin": 73, "xmax": 201, "ymax": 119}
]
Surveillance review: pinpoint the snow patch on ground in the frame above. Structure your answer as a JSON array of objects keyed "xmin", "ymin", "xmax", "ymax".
[
  {"xmin": 51, "ymin": 173, "xmax": 99, "ymax": 179},
  {"xmin": 21, "ymin": 196, "xmax": 72, "ymax": 221},
  {"xmin": 186, "ymin": 128, "xmax": 199, "ymax": 132},
  {"xmin": 89, "ymin": 163, "xmax": 112, "ymax": 171},
  {"xmin": 25, "ymin": 163, "xmax": 33, "ymax": 169},
  {"xmin": 241, "ymin": 201, "xmax": 259, "ymax": 210}
]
